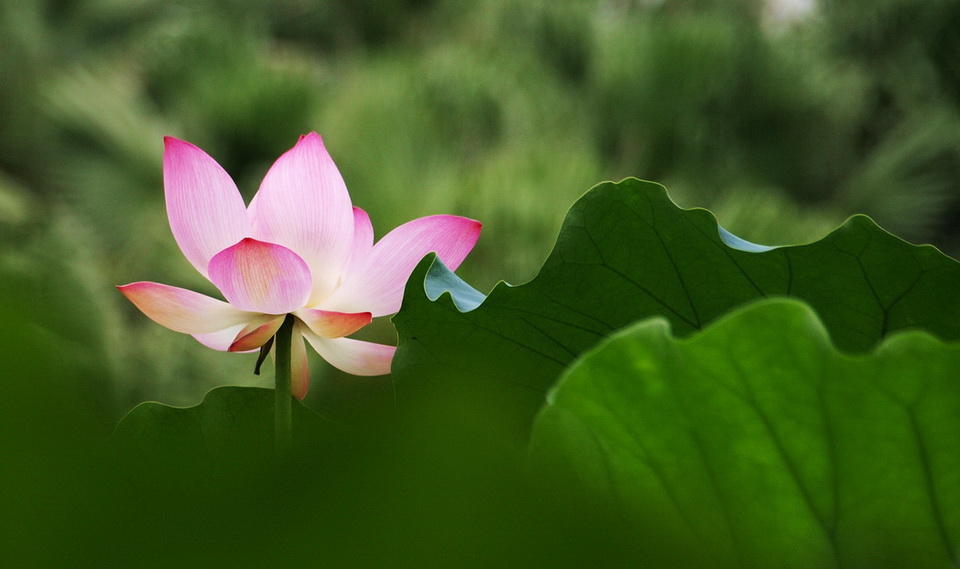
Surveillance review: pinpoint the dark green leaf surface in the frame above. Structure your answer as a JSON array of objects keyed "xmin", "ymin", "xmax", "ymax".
[
  {"xmin": 111, "ymin": 386, "xmax": 337, "ymax": 464},
  {"xmin": 393, "ymin": 179, "xmax": 960, "ymax": 428},
  {"xmin": 530, "ymin": 299, "xmax": 960, "ymax": 569}
]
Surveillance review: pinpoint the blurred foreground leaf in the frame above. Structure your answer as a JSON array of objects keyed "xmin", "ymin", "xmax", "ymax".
[
  {"xmin": 77, "ymin": 379, "xmax": 657, "ymax": 568},
  {"xmin": 530, "ymin": 299, "xmax": 960, "ymax": 569},
  {"xmin": 392, "ymin": 179, "xmax": 960, "ymax": 433},
  {"xmin": 110, "ymin": 386, "xmax": 338, "ymax": 466}
]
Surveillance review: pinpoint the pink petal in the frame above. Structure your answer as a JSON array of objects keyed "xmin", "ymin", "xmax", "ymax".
[
  {"xmin": 163, "ymin": 137, "xmax": 249, "ymax": 279},
  {"xmin": 117, "ymin": 281, "xmax": 255, "ymax": 334},
  {"xmin": 294, "ymin": 308, "xmax": 372, "ymax": 339},
  {"xmin": 322, "ymin": 215, "xmax": 481, "ymax": 316},
  {"xmin": 229, "ymin": 315, "xmax": 285, "ymax": 352},
  {"xmin": 193, "ymin": 324, "xmax": 252, "ymax": 352},
  {"xmin": 208, "ymin": 238, "xmax": 312, "ymax": 314},
  {"xmin": 344, "ymin": 206, "xmax": 374, "ymax": 275},
  {"xmin": 247, "ymin": 133, "xmax": 354, "ymax": 302},
  {"xmin": 302, "ymin": 331, "xmax": 396, "ymax": 376},
  {"xmin": 291, "ymin": 324, "xmax": 311, "ymax": 399}
]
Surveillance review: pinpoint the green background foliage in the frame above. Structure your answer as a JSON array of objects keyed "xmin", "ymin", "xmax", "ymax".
[{"xmin": 3, "ymin": 0, "xmax": 960, "ymax": 413}]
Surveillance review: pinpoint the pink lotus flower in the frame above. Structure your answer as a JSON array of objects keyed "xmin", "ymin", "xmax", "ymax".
[{"xmin": 119, "ymin": 133, "xmax": 480, "ymax": 399}]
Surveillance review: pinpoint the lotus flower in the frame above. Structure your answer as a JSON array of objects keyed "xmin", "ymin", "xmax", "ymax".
[{"xmin": 119, "ymin": 133, "xmax": 481, "ymax": 399}]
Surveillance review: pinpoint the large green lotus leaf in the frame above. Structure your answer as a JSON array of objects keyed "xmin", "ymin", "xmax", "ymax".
[
  {"xmin": 530, "ymin": 299, "xmax": 960, "ymax": 569},
  {"xmin": 392, "ymin": 179, "xmax": 960, "ymax": 429}
]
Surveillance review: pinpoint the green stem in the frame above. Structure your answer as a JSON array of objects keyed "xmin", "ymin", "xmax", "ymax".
[{"xmin": 274, "ymin": 314, "xmax": 295, "ymax": 455}]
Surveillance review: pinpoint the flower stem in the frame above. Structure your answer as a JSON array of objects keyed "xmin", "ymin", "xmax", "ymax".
[{"xmin": 274, "ymin": 314, "xmax": 295, "ymax": 455}]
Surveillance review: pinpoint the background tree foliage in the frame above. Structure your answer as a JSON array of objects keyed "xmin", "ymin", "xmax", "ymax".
[{"xmin": 2, "ymin": 0, "xmax": 959, "ymax": 417}]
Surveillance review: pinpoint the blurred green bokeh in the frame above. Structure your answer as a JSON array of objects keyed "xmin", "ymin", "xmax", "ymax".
[{"xmin": 2, "ymin": 0, "xmax": 960, "ymax": 416}]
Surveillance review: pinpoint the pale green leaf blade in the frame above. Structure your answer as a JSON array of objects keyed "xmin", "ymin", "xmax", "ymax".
[{"xmin": 530, "ymin": 299, "xmax": 960, "ymax": 568}]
